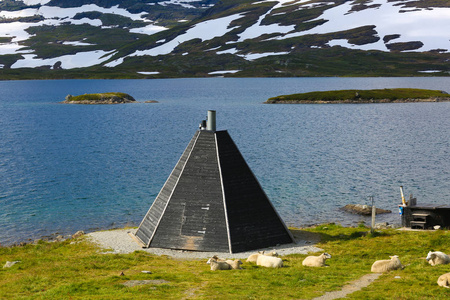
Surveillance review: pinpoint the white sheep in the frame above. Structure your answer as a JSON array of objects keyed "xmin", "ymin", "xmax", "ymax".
[
  {"xmin": 256, "ymin": 254, "xmax": 283, "ymax": 268},
  {"xmin": 208, "ymin": 258, "xmax": 232, "ymax": 271},
  {"xmin": 265, "ymin": 250, "xmax": 279, "ymax": 257},
  {"xmin": 371, "ymin": 255, "xmax": 402, "ymax": 273},
  {"xmin": 225, "ymin": 259, "xmax": 243, "ymax": 269},
  {"xmin": 246, "ymin": 250, "xmax": 278, "ymax": 263},
  {"xmin": 246, "ymin": 251, "xmax": 265, "ymax": 263},
  {"xmin": 437, "ymin": 273, "xmax": 450, "ymax": 288},
  {"xmin": 207, "ymin": 255, "xmax": 225, "ymax": 264},
  {"xmin": 207, "ymin": 256, "xmax": 242, "ymax": 270},
  {"xmin": 426, "ymin": 251, "xmax": 450, "ymax": 266},
  {"xmin": 302, "ymin": 253, "xmax": 332, "ymax": 267}
]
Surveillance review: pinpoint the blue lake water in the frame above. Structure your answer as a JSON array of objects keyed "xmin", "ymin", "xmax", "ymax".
[{"xmin": 0, "ymin": 78, "xmax": 449, "ymax": 246}]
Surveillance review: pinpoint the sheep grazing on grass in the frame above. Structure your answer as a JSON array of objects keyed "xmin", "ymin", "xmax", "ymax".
[
  {"xmin": 437, "ymin": 273, "xmax": 450, "ymax": 288},
  {"xmin": 256, "ymin": 254, "xmax": 283, "ymax": 268},
  {"xmin": 371, "ymin": 255, "xmax": 402, "ymax": 273},
  {"xmin": 302, "ymin": 253, "xmax": 332, "ymax": 267},
  {"xmin": 426, "ymin": 251, "xmax": 450, "ymax": 266},
  {"xmin": 246, "ymin": 250, "xmax": 278, "ymax": 263}
]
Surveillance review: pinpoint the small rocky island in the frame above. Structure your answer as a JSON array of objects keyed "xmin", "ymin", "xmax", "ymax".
[
  {"xmin": 265, "ymin": 88, "xmax": 450, "ymax": 104},
  {"xmin": 62, "ymin": 92, "xmax": 137, "ymax": 104}
]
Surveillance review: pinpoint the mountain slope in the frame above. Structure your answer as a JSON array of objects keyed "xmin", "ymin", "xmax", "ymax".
[{"xmin": 0, "ymin": 0, "xmax": 449, "ymax": 78}]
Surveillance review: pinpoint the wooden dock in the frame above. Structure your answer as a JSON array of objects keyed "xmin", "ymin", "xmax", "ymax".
[{"xmin": 400, "ymin": 201, "xmax": 450, "ymax": 229}]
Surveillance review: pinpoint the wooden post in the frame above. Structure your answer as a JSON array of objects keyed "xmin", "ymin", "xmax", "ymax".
[
  {"xmin": 400, "ymin": 186, "xmax": 406, "ymax": 206},
  {"xmin": 370, "ymin": 196, "xmax": 375, "ymax": 234}
]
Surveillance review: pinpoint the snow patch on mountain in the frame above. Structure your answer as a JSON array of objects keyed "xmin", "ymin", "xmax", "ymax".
[
  {"xmin": 128, "ymin": 13, "xmax": 243, "ymax": 56},
  {"xmin": 106, "ymin": 13, "xmax": 244, "ymax": 66},
  {"xmin": 417, "ymin": 70, "xmax": 443, "ymax": 74},
  {"xmin": 216, "ymin": 47, "xmax": 289, "ymax": 61},
  {"xmin": 0, "ymin": 3, "xmax": 166, "ymax": 58},
  {"xmin": 208, "ymin": 70, "xmax": 241, "ymax": 74},
  {"xmin": 237, "ymin": 0, "xmax": 297, "ymax": 42},
  {"xmin": 241, "ymin": 51, "xmax": 290, "ymax": 60},
  {"xmin": 39, "ymin": 4, "xmax": 148, "ymax": 21},
  {"xmin": 0, "ymin": 22, "xmax": 35, "ymax": 55},
  {"xmin": 275, "ymin": 0, "xmax": 450, "ymax": 52},
  {"xmin": 159, "ymin": 0, "xmax": 213, "ymax": 9},
  {"xmin": 130, "ymin": 24, "xmax": 167, "ymax": 35},
  {"xmin": 216, "ymin": 48, "xmax": 238, "ymax": 55},
  {"xmin": 137, "ymin": 71, "xmax": 160, "ymax": 75},
  {"xmin": 62, "ymin": 40, "xmax": 96, "ymax": 46},
  {"xmin": 104, "ymin": 57, "xmax": 124, "ymax": 67},
  {"xmin": 22, "ymin": 0, "xmax": 51, "ymax": 5},
  {"xmin": 11, "ymin": 50, "xmax": 115, "ymax": 69},
  {"xmin": 0, "ymin": 4, "xmax": 147, "ymax": 21}
]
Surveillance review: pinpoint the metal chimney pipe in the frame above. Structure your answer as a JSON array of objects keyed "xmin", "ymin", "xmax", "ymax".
[{"xmin": 207, "ymin": 110, "xmax": 216, "ymax": 131}]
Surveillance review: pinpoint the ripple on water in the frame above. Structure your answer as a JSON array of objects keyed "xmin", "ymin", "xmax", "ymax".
[{"xmin": 0, "ymin": 78, "xmax": 449, "ymax": 245}]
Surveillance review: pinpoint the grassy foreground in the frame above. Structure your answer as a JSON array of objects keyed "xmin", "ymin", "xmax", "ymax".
[
  {"xmin": 265, "ymin": 88, "xmax": 449, "ymax": 103},
  {"xmin": 1, "ymin": 224, "xmax": 450, "ymax": 299}
]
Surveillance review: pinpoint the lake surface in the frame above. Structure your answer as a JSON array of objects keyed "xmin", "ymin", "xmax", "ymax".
[{"xmin": 1, "ymin": 77, "xmax": 449, "ymax": 246}]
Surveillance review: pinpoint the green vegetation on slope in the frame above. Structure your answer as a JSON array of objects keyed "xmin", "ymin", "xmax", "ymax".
[
  {"xmin": 1, "ymin": 224, "xmax": 450, "ymax": 299},
  {"xmin": 22, "ymin": 24, "xmax": 142, "ymax": 59},
  {"xmin": 1, "ymin": 46, "xmax": 448, "ymax": 79},
  {"xmin": 266, "ymin": 88, "xmax": 449, "ymax": 103},
  {"xmin": 1, "ymin": 0, "xmax": 450, "ymax": 79}
]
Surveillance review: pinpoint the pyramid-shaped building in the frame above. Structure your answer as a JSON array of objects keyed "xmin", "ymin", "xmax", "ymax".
[{"xmin": 134, "ymin": 111, "xmax": 294, "ymax": 253}]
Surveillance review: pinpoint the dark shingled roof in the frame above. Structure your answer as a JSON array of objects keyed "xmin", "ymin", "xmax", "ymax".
[{"xmin": 135, "ymin": 129, "xmax": 294, "ymax": 253}]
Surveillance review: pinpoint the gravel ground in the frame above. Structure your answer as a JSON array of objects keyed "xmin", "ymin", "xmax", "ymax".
[{"xmin": 86, "ymin": 228, "xmax": 323, "ymax": 259}]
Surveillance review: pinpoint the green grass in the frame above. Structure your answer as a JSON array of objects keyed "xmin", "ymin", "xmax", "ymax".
[
  {"xmin": 67, "ymin": 92, "xmax": 135, "ymax": 102},
  {"xmin": 266, "ymin": 88, "xmax": 449, "ymax": 103},
  {"xmin": 2, "ymin": 224, "xmax": 450, "ymax": 299}
]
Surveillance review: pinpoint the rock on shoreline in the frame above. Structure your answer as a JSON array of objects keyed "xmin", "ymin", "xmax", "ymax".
[{"xmin": 341, "ymin": 204, "xmax": 392, "ymax": 215}]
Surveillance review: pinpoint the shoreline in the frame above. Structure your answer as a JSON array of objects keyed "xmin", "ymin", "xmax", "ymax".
[
  {"xmin": 1, "ymin": 209, "xmax": 402, "ymax": 248},
  {"xmin": 0, "ymin": 227, "xmax": 324, "ymax": 258},
  {"xmin": 0, "ymin": 211, "xmax": 402, "ymax": 248},
  {"xmin": 1, "ymin": 217, "xmax": 402, "ymax": 251}
]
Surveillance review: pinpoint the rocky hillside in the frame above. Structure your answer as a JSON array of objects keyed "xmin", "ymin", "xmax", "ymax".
[{"xmin": 0, "ymin": 0, "xmax": 449, "ymax": 78}]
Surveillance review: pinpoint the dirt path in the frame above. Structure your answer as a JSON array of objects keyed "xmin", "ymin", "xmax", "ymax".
[{"xmin": 311, "ymin": 273, "xmax": 382, "ymax": 300}]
